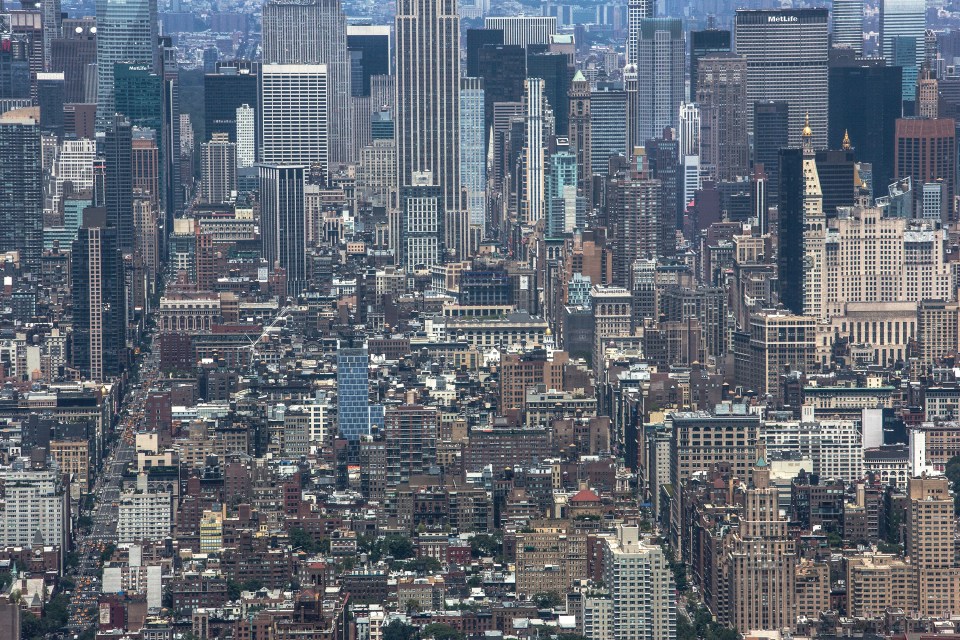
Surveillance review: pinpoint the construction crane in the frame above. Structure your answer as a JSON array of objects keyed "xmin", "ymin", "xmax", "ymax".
[{"xmin": 246, "ymin": 299, "xmax": 298, "ymax": 373}]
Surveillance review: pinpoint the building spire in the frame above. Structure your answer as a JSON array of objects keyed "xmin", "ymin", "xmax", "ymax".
[
  {"xmin": 801, "ymin": 112, "xmax": 813, "ymax": 153},
  {"xmin": 842, "ymin": 129, "xmax": 851, "ymax": 150}
]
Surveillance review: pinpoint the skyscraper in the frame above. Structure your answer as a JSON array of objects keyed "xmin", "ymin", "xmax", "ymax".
[
  {"xmin": 754, "ymin": 100, "xmax": 789, "ymax": 203},
  {"xmin": 476, "ymin": 44, "xmax": 526, "ymax": 135},
  {"xmin": 396, "ymin": 0, "xmax": 464, "ymax": 255},
  {"xmin": 546, "ymin": 151, "xmax": 580, "ymax": 238},
  {"xmin": 200, "ymin": 133, "xmax": 237, "ymax": 205},
  {"xmin": 204, "ymin": 62, "xmax": 259, "ymax": 143},
  {"xmin": 591, "ymin": 85, "xmax": 628, "ymax": 177},
  {"xmin": 236, "ymin": 104, "xmax": 255, "ymax": 168},
  {"xmin": 568, "ymin": 71, "xmax": 592, "ymax": 203},
  {"xmin": 51, "ymin": 17, "xmax": 96, "ymax": 104},
  {"xmin": 113, "ymin": 62, "xmax": 162, "ymax": 133},
  {"xmin": 832, "ymin": 0, "xmax": 864, "ymax": 54},
  {"xmin": 466, "ymin": 28, "xmax": 503, "ymax": 77},
  {"xmin": 523, "ymin": 77, "xmax": 545, "ymax": 224},
  {"xmin": 689, "ymin": 27, "xmax": 731, "ymax": 102},
  {"xmin": 72, "ymin": 207, "xmax": 126, "ymax": 381},
  {"xmin": 460, "ymin": 77, "xmax": 486, "ymax": 240},
  {"xmin": 259, "ymin": 64, "xmax": 329, "ymax": 173},
  {"xmin": 627, "ymin": 0, "xmax": 655, "ymax": 65},
  {"xmin": 346, "ymin": 25, "xmax": 390, "ymax": 98},
  {"xmin": 880, "ymin": 0, "xmax": 925, "ymax": 105},
  {"xmin": 259, "ymin": 164, "xmax": 307, "ymax": 295},
  {"xmin": 527, "ymin": 51, "xmax": 572, "ymax": 135},
  {"xmin": 777, "ymin": 120, "xmax": 823, "ymax": 317},
  {"xmin": 337, "ymin": 347, "xmax": 383, "ymax": 441},
  {"xmin": 602, "ymin": 524, "xmax": 676, "ymax": 640},
  {"xmin": 384, "ymin": 405, "xmax": 439, "ymax": 487},
  {"xmin": 95, "ymin": 0, "xmax": 158, "ymax": 128},
  {"xmin": 696, "ymin": 53, "xmax": 749, "ymax": 182},
  {"xmin": 728, "ymin": 460, "xmax": 797, "ymax": 632},
  {"xmin": 828, "ymin": 52, "xmax": 902, "ymax": 193},
  {"xmin": 636, "ymin": 18, "xmax": 684, "ymax": 143},
  {"xmin": 895, "ymin": 118, "xmax": 957, "ymax": 222},
  {"xmin": 734, "ymin": 9, "xmax": 829, "ymax": 148},
  {"xmin": 262, "ymin": 0, "xmax": 354, "ymax": 164},
  {"xmin": 399, "ymin": 171, "xmax": 445, "ymax": 270},
  {"xmin": 678, "ymin": 102, "xmax": 701, "ymax": 158},
  {"xmin": 483, "ymin": 16, "xmax": 556, "ymax": 47},
  {"xmin": 103, "ymin": 114, "xmax": 134, "ymax": 254},
  {"xmin": 0, "ymin": 115, "xmax": 42, "ymax": 272}
]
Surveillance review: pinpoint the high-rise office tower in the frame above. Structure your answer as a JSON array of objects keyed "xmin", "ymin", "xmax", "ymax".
[
  {"xmin": 636, "ymin": 18, "xmax": 684, "ymax": 143},
  {"xmin": 259, "ymin": 164, "xmax": 307, "ymax": 295},
  {"xmin": 908, "ymin": 476, "xmax": 960, "ymax": 617},
  {"xmin": 484, "ymin": 16, "xmax": 556, "ymax": 47},
  {"xmin": 828, "ymin": 52, "xmax": 901, "ymax": 193},
  {"xmin": 611, "ymin": 169, "xmax": 662, "ymax": 285},
  {"xmin": 104, "ymin": 114, "xmax": 134, "ymax": 253},
  {"xmin": 41, "ymin": 0, "xmax": 63, "ymax": 71},
  {"xmin": 880, "ymin": 0, "xmax": 925, "ymax": 105},
  {"xmin": 895, "ymin": 118, "xmax": 957, "ymax": 222},
  {"xmin": 527, "ymin": 51, "xmax": 572, "ymax": 135},
  {"xmin": 260, "ymin": 64, "xmax": 329, "ymax": 173},
  {"xmin": 523, "ymin": 77, "xmax": 546, "ymax": 225},
  {"xmin": 72, "ymin": 207, "xmax": 126, "ymax": 381},
  {"xmin": 236, "ymin": 105, "xmax": 255, "ymax": 168},
  {"xmin": 627, "ymin": 0, "xmax": 655, "ymax": 65},
  {"xmin": 833, "ymin": 0, "xmax": 864, "ymax": 54},
  {"xmin": 754, "ymin": 100, "xmax": 789, "ymax": 203},
  {"xmin": 95, "ymin": 0, "xmax": 158, "ymax": 128},
  {"xmin": 51, "ymin": 17, "xmax": 96, "ymax": 104},
  {"xmin": 200, "ymin": 133, "xmax": 237, "ymax": 205},
  {"xmin": 36, "ymin": 72, "xmax": 64, "ymax": 135},
  {"xmin": 602, "ymin": 524, "xmax": 676, "ymax": 640},
  {"xmin": 336, "ymin": 347, "xmax": 384, "ymax": 441},
  {"xmin": 399, "ymin": 171, "xmax": 445, "ymax": 270},
  {"xmin": 777, "ymin": 120, "xmax": 823, "ymax": 317},
  {"xmin": 0, "ymin": 115, "xmax": 42, "ymax": 272},
  {"xmin": 689, "ymin": 27, "xmax": 731, "ymax": 102},
  {"xmin": 624, "ymin": 64, "xmax": 638, "ymax": 153},
  {"xmin": 466, "ymin": 28, "xmax": 504, "ymax": 77},
  {"xmin": 346, "ymin": 25, "xmax": 390, "ymax": 98},
  {"xmin": 396, "ymin": 0, "xmax": 464, "ymax": 255},
  {"xmin": 546, "ymin": 151, "xmax": 580, "ymax": 238},
  {"xmin": 262, "ymin": 0, "xmax": 353, "ymax": 165},
  {"xmin": 131, "ymin": 129, "xmax": 160, "ymax": 206},
  {"xmin": 460, "ymin": 78, "xmax": 486, "ymax": 240},
  {"xmin": 645, "ymin": 133, "xmax": 680, "ymax": 250},
  {"xmin": 568, "ymin": 71, "xmax": 592, "ymax": 203},
  {"xmin": 204, "ymin": 62, "xmax": 259, "ymax": 143},
  {"xmin": 678, "ymin": 102, "xmax": 700, "ymax": 158},
  {"xmin": 113, "ymin": 62, "xmax": 162, "ymax": 133},
  {"xmin": 728, "ymin": 460, "xmax": 797, "ymax": 632},
  {"xmin": 476, "ymin": 44, "xmax": 526, "ymax": 135},
  {"xmin": 696, "ymin": 53, "xmax": 748, "ymax": 182},
  {"xmin": 160, "ymin": 36, "xmax": 183, "ymax": 237},
  {"xmin": 384, "ymin": 405, "xmax": 439, "ymax": 488},
  {"xmin": 591, "ymin": 85, "xmax": 628, "ymax": 177},
  {"xmin": 735, "ymin": 9, "xmax": 829, "ymax": 148},
  {"xmin": 816, "ymin": 145, "xmax": 856, "ymax": 217}
]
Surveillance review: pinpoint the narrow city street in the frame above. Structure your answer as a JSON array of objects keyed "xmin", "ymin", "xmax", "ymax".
[{"xmin": 65, "ymin": 343, "xmax": 159, "ymax": 633}]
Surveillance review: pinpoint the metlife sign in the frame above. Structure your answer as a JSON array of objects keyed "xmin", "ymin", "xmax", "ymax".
[{"xmin": 767, "ymin": 15, "xmax": 799, "ymax": 23}]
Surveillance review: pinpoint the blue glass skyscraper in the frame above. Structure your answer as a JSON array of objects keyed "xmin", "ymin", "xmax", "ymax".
[
  {"xmin": 96, "ymin": 0, "xmax": 158, "ymax": 129},
  {"xmin": 337, "ymin": 347, "xmax": 383, "ymax": 440},
  {"xmin": 546, "ymin": 151, "xmax": 580, "ymax": 238}
]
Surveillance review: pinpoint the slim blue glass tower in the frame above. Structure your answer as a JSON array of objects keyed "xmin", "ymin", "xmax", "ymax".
[
  {"xmin": 96, "ymin": 0, "xmax": 158, "ymax": 129},
  {"xmin": 337, "ymin": 347, "xmax": 383, "ymax": 440}
]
